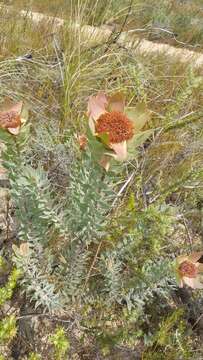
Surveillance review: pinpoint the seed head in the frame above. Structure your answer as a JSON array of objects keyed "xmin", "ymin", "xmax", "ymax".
[
  {"xmin": 95, "ymin": 111, "xmax": 134, "ymax": 143},
  {"xmin": 179, "ymin": 260, "xmax": 198, "ymax": 278}
]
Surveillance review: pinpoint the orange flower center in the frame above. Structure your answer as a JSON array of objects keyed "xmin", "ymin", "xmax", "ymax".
[
  {"xmin": 0, "ymin": 111, "xmax": 21, "ymax": 129},
  {"xmin": 95, "ymin": 111, "xmax": 134, "ymax": 143},
  {"xmin": 179, "ymin": 261, "xmax": 197, "ymax": 278}
]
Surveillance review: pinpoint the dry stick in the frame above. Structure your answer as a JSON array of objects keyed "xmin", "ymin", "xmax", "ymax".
[
  {"xmin": 84, "ymin": 240, "xmax": 103, "ymax": 288},
  {"xmin": 1, "ymin": 5, "xmax": 203, "ymax": 68},
  {"xmin": 5, "ymin": 194, "xmax": 10, "ymax": 242},
  {"xmin": 104, "ymin": 0, "xmax": 133, "ymax": 53},
  {"xmin": 17, "ymin": 312, "xmax": 73, "ymax": 324},
  {"xmin": 192, "ymin": 313, "xmax": 203, "ymax": 330},
  {"xmin": 111, "ymin": 171, "xmax": 135, "ymax": 209},
  {"xmin": 182, "ymin": 215, "xmax": 193, "ymax": 249}
]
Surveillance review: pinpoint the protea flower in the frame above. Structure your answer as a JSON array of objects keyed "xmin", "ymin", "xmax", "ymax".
[
  {"xmin": 87, "ymin": 92, "xmax": 151, "ymax": 170},
  {"xmin": 0, "ymin": 101, "xmax": 27, "ymax": 135},
  {"xmin": 176, "ymin": 252, "xmax": 203, "ymax": 289}
]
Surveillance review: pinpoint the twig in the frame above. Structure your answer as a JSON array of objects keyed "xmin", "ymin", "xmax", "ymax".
[
  {"xmin": 6, "ymin": 193, "xmax": 10, "ymax": 242},
  {"xmin": 111, "ymin": 171, "xmax": 135, "ymax": 208},
  {"xmin": 17, "ymin": 312, "xmax": 73, "ymax": 324},
  {"xmin": 192, "ymin": 313, "xmax": 203, "ymax": 329},
  {"xmin": 104, "ymin": 0, "xmax": 133, "ymax": 52},
  {"xmin": 182, "ymin": 215, "xmax": 193, "ymax": 248},
  {"xmin": 84, "ymin": 240, "xmax": 103, "ymax": 288},
  {"xmin": 53, "ymin": 36, "xmax": 64, "ymax": 86},
  {"xmin": 127, "ymin": 26, "xmax": 201, "ymax": 49}
]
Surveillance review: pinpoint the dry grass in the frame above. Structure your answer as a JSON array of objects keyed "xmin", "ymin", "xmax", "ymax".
[{"xmin": 3, "ymin": 0, "xmax": 203, "ymax": 50}]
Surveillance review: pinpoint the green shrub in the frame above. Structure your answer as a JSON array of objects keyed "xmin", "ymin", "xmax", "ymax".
[
  {"xmin": 49, "ymin": 327, "xmax": 70, "ymax": 360},
  {"xmin": 0, "ymin": 316, "xmax": 17, "ymax": 345}
]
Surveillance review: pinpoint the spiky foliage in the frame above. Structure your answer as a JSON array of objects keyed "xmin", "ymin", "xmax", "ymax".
[
  {"xmin": 99, "ymin": 201, "xmax": 175, "ymax": 310},
  {"xmin": 66, "ymin": 153, "xmax": 113, "ymax": 243},
  {"xmin": 0, "ymin": 127, "xmax": 63, "ymax": 311}
]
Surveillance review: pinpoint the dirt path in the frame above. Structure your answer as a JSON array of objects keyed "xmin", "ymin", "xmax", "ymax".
[{"xmin": 1, "ymin": 5, "xmax": 203, "ymax": 69}]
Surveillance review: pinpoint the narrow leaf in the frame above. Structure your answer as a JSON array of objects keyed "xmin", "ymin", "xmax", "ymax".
[
  {"xmin": 96, "ymin": 132, "xmax": 110, "ymax": 146},
  {"xmin": 0, "ymin": 128, "xmax": 13, "ymax": 143},
  {"xmin": 108, "ymin": 92, "xmax": 125, "ymax": 112},
  {"xmin": 126, "ymin": 103, "xmax": 151, "ymax": 131},
  {"xmin": 128, "ymin": 129, "xmax": 154, "ymax": 150},
  {"xmin": 87, "ymin": 126, "xmax": 108, "ymax": 162}
]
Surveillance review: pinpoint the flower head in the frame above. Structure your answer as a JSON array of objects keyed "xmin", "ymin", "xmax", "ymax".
[
  {"xmin": 87, "ymin": 91, "xmax": 151, "ymax": 170},
  {"xmin": 176, "ymin": 252, "xmax": 203, "ymax": 289},
  {"xmin": 95, "ymin": 111, "xmax": 134, "ymax": 143},
  {"xmin": 0, "ymin": 101, "xmax": 26, "ymax": 135},
  {"xmin": 87, "ymin": 92, "xmax": 133, "ymax": 168}
]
